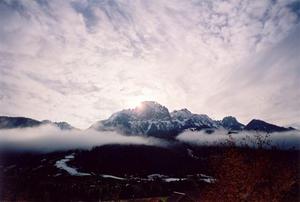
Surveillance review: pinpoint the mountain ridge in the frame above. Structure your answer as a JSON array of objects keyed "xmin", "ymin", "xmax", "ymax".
[
  {"xmin": 90, "ymin": 101, "xmax": 294, "ymax": 137},
  {"xmin": 244, "ymin": 119, "xmax": 294, "ymax": 133},
  {"xmin": 0, "ymin": 101, "xmax": 295, "ymax": 136},
  {"xmin": 0, "ymin": 116, "xmax": 75, "ymax": 130}
]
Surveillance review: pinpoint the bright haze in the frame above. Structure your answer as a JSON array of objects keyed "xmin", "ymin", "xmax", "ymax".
[{"xmin": 0, "ymin": 0, "xmax": 299, "ymax": 129}]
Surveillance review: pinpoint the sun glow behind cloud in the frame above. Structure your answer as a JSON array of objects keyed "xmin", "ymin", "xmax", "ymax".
[{"xmin": 125, "ymin": 92, "xmax": 156, "ymax": 109}]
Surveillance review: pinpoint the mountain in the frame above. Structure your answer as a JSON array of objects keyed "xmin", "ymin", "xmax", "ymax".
[
  {"xmin": 92, "ymin": 101, "xmax": 228, "ymax": 137},
  {"xmin": 1, "ymin": 102, "xmax": 293, "ymax": 136},
  {"xmin": 170, "ymin": 108, "xmax": 219, "ymax": 129},
  {"xmin": 90, "ymin": 101, "xmax": 177, "ymax": 137},
  {"xmin": 0, "ymin": 116, "xmax": 41, "ymax": 129},
  {"xmin": 91, "ymin": 101, "xmax": 295, "ymax": 137},
  {"xmin": 244, "ymin": 119, "xmax": 293, "ymax": 133},
  {"xmin": 221, "ymin": 116, "xmax": 244, "ymax": 131},
  {"xmin": 41, "ymin": 120, "xmax": 75, "ymax": 130},
  {"xmin": 0, "ymin": 116, "xmax": 74, "ymax": 130}
]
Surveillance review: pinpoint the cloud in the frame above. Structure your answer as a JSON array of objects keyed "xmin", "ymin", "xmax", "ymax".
[
  {"xmin": 0, "ymin": 125, "xmax": 164, "ymax": 153},
  {"xmin": 0, "ymin": 0, "xmax": 299, "ymax": 128},
  {"xmin": 206, "ymin": 24, "xmax": 300, "ymax": 126},
  {"xmin": 176, "ymin": 129, "xmax": 300, "ymax": 150}
]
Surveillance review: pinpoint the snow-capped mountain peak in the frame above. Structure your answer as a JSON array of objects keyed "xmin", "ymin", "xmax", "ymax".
[
  {"xmin": 92, "ymin": 101, "xmax": 218, "ymax": 137},
  {"xmin": 90, "ymin": 101, "xmax": 294, "ymax": 138},
  {"xmin": 134, "ymin": 101, "xmax": 171, "ymax": 121},
  {"xmin": 170, "ymin": 109, "xmax": 193, "ymax": 121}
]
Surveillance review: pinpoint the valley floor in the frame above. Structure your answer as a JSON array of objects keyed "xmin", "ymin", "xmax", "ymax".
[{"xmin": 0, "ymin": 145, "xmax": 299, "ymax": 201}]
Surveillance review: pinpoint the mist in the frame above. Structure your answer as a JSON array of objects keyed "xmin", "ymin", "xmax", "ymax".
[
  {"xmin": 176, "ymin": 129, "xmax": 300, "ymax": 150},
  {"xmin": 0, "ymin": 125, "xmax": 165, "ymax": 153},
  {"xmin": 1, "ymin": 125, "xmax": 299, "ymax": 153}
]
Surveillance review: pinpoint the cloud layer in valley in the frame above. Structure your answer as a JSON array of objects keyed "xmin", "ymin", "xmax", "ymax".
[
  {"xmin": 0, "ymin": 125, "xmax": 299, "ymax": 153},
  {"xmin": 0, "ymin": 0, "xmax": 299, "ymax": 128},
  {"xmin": 0, "ymin": 125, "xmax": 164, "ymax": 153},
  {"xmin": 177, "ymin": 129, "xmax": 300, "ymax": 150}
]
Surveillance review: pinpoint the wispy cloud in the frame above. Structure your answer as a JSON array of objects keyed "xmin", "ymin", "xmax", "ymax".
[{"xmin": 0, "ymin": 0, "xmax": 299, "ymax": 128}]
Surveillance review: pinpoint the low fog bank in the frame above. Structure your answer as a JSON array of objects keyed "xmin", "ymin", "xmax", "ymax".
[
  {"xmin": 1, "ymin": 126, "xmax": 299, "ymax": 153},
  {"xmin": 0, "ymin": 125, "xmax": 165, "ymax": 153},
  {"xmin": 177, "ymin": 129, "xmax": 300, "ymax": 150}
]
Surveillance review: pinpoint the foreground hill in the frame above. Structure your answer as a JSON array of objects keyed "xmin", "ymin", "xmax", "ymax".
[{"xmin": 0, "ymin": 143, "xmax": 298, "ymax": 201}]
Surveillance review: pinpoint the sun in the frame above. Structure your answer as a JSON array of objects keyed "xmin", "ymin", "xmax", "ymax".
[
  {"xmin": 127, "ymin": 94, "xmax": 154, "ymax": 109},
  {"xmin": 129, "ymin": 99, "xmax": 143, "ymax": 109}
]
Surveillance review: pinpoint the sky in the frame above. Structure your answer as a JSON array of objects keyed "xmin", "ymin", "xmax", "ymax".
[{"xmin": 0, "ymin": 0, "xmax": 299, "ymax": 129}]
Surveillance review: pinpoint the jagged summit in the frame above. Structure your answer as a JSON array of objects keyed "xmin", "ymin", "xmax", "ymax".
[
  {"xmin": 91, "ymin": 101, "xmax": 174, "ymax": 137},
  {"xmin": 106, "ymin": 101, "xmax": 171, "ymax": 121},
  {"xmin": 134, "ymin": 101, "xmax": 171, "ymax": 121},
  {"xmin": 170, "ymin": 109, "xmax": 193, "ymax": 121}
]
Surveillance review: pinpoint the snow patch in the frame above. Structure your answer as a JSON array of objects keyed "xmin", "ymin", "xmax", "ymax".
[
  {"xmin": 164, "ymin": 178, "xmax": 187, "ymax": 182},
  {"xmin": 198, "ymin": 174, "xmax": 216, "ymax": 183},
  {"xmin": 100, "ymin": 174, "xmax": 125, "ymax": 180},
  {"xmin": 55, "ymin": 153, "xmax": 91, "ymax": 176}
]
